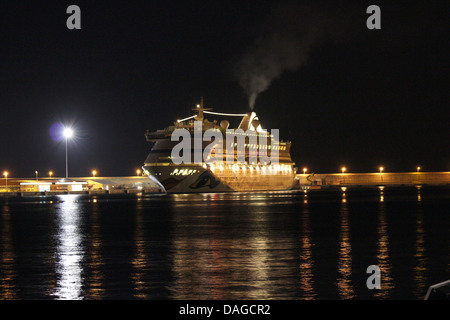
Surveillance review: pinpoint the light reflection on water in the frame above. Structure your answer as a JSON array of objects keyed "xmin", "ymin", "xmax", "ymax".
[
  {"xmin": 51, "ymin": 195, "xmax": 84, "ymax": 300},
  {"xmin": 0, "ymin": 186, "xmax": 449, "ymax": 300}
]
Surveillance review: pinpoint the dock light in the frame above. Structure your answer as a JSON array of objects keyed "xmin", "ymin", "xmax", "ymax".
[
  {"xmin": 136, "ymin": 169, "xmax": 141, "ymax": 176},
  {"xmin": 379, "ymin": 166, "xmax": 384, "ymax": 173},
  {"xmin": 35, "ymin": 171, "xmax": 38, "ymax": 181},
  {"xmin": 63, "ymin": 127, "xmax": 74, "ymax": 178},
  {"xmin": 49, "ymin": 171, "xmax": 53, "ymax": 178},
  {"xmin": 3, "ymin": 171, "xmax": 8, "ymax": 186},
  {"xmin": 341, "ymin": 167, "xmax": 346, "ymax": 174},
  {"xmin": 417, "ymin": 166, "xmax": 421, "ymax": 172},
  {"xmin": 92, "ymin": 170, "xmax": 97, "ymax": 177},
  {"xmin": 303, "ymin": 168, "xmax": 307, "ymax": 174}
]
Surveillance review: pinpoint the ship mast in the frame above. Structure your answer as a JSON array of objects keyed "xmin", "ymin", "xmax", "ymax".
[{"xmin": 194, "ymin": 96, "xmax": 212, "ymax": 121}]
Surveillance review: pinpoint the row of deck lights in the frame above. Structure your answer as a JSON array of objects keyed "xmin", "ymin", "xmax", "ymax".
[{"xmin": 208, "ymin": 163, "xmax": 293, "ymax": 172}]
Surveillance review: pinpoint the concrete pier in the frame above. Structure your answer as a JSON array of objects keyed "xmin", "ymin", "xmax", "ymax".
[
  {"xmin": 0, "ymin": 172, "xmax": 449, "ymax": 196},
  {"xmin": 297, "ymin": 172, "xmax": 450, "ymax": 187},
  {"xmin": 0, "ymin": 176, "xmax": 162, "ymax": 196}
]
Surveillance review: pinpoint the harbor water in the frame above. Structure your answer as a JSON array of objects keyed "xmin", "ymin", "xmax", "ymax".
[{"xmin": 0, "ymin": 186, "xmax": 449, "ymax": 300}]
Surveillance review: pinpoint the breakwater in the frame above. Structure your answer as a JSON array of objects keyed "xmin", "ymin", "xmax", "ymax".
[{"xmin": 298, "ymin": 171, "xmax": 450, "ymax": 187}]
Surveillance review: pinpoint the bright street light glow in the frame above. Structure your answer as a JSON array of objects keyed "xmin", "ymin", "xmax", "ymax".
[
  {"xmin": 341, "ymin": 167, "xmax": 346, "ymax": 173},
  {"xmin": 63, "ymin": 128, "xmax": 73, "ymax": 138}
]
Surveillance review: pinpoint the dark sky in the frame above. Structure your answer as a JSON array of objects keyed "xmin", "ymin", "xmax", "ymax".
[{"xmin": 0, "ymin": 1, "xmax": 448, "ymax": 177}]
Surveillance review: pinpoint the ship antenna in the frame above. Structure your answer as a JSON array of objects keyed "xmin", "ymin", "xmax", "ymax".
[{"xmin": 193, "ymin": 96, "xmax": 211, "ymax": 121}]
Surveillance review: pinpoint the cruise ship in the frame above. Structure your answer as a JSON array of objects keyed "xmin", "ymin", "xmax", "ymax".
[{"xmin": 142, "ymin": 99, "xmax": 297, "ymax": 193}]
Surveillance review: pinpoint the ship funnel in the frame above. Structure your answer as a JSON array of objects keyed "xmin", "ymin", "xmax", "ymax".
[{"xmin": 238, "ymin": 112, "xmax": 256, "ymax": 130}]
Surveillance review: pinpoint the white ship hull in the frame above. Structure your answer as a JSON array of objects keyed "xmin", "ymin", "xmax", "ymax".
[{"xmin": 143, "ymin": 164, "xmax": 296, "ymax": 193}]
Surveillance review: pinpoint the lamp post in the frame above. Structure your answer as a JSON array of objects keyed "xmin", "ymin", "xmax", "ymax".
[
  {"xmin": 379, "ymin": 166, "xmax": 384, "ymax": 183},
  {"xmin": 3, "ymin": 171, "xmax": 8, "ymax": 187},
  {"xmin": 63, "ymin": 127, "xmax": 73, "ymax": 178},
  {"xmin": 136, "ymin": 169, "xmax": 141, "ymax": 176},
  {"xmin": 49, "ymin": 171, "xmax": 53, "ymax": 178},
  {"xmin": 341, "ymin": 167, "xmax": 346, "ymax": 184},
  {"xmin": 92, "ymin": 170, "xmax": 97, "ymax": 177},
  {"xmin": 303, "ymin": 168, "xmax": 307, "ymax": 175},
  {"xmin": 417, "ymin": 166, "xmax": 421, "ymax": 172},
  {"xmin": 35, "ymin": 170, "xmax": 38, "ymax": 181}
]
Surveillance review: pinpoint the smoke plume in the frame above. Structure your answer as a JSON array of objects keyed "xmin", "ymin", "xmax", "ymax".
[{"xmin": 235, "ymin": 2, "xmax": 339, "ymax": 109}]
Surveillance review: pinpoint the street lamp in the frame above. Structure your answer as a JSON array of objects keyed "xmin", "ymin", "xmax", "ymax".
[
  {"xmin": 3, "ymin": 171, "xmax": 8, "ymax": 187},
  {"xmin": 136, "ymin": 169, "xmax": 141, "ymax": 176},
  {"xmin": 63, "ymin": 127, "xmax": 74, "ymax": 178},
  {"xmin": 35, "ymin": 170, "xmax": 38, "ymax": 181},
  {"xmin": 379, "ymin": 166, "xmax": 384, "ymax": 173},
  {"xmin": 417, "ymin": 166, "xmax": 421, "ymax": 172},
  {"xmin": 92, "ymin": 170, "xmax": 97, "ymax": 177},
  {"xmin": 303, "ymin": 167, "xmax": 307, "ymax": 175},
  {"xmin": 49, "ymin": 171, "xmax": 53, "ymax": 178},
  {"xmin": 341, "ymin": 167, "xmax": 346, "ymax": 174}
]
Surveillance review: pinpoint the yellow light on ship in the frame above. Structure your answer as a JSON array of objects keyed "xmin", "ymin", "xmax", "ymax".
[
  {"xmin": 137, "ymin": 169, "xmax": 141, "ymax": 176},
  {"xmin": 303, "ymin": 168, "xmax": 307, "ymax": 174}
]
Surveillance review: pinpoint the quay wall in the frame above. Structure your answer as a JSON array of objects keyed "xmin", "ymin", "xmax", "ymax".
[{"xmin": 297, "ymin": 172, "xmax": 450, "ymax": 187}]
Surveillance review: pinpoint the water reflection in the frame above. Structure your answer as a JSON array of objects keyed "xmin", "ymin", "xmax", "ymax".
[
  {"xmin": 0, "ymin": 187, "xmax": 447, "ymax": 300},
  {"xmin": 132, "ymin": 201, "xmax": 148, "ymax": 299},
  {"xmin": 298, "ymin": 203, "xmax": 316, "ymax": 299},
  {"xmin": 85, "ymin": 197, "xmax": 104, "ymax": 299},
  {"xmin": 375, "ymin": 198, "xmax": 394, "ymax": 298},
  {"xmin": 52, "ymin": 195, "xmax": 84, "ymax": 300},
  {"xmin": 413, "ymin": 204, "xmax": 427, "ymax": 298},
  {"xmin": 168, "ymin": 193, "xmax": 300, "ymax": 300},
  {"xmin": 379, "ymin": 186, "xmax": 385, "ymax": 202},
  {"xmin": 337, "ymin": 198, "xmax": 355, "ymax": 299},
  {"xmin": 0, "ymin": 205, "xmax": 17, "ymax": 299}
]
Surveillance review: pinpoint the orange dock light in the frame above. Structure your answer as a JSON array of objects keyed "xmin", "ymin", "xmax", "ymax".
[
  {"xmin": 341, "ymin": 167, "xmax": 346, "ymax": 174},
  {"xmin": 3, "ymin": 171, "xmax": 8, "ymax": 186},
  {"xmin": 379, "ymin": 166, "xmax": 384, "ymax": 173},
  {"xmin": 137, "ymin": 169, "xmax": 141, "ymax": 176},
  {"xmin": 417, "ymin": 166, "xmax": 421, "ymax": 172},
  {"xmin": 92, "ymin": 170, "xmax": 97, "ymax": 177},
  {"xmin": 303, "ymin": 168, "xmax": 307, "ymax": 174}
]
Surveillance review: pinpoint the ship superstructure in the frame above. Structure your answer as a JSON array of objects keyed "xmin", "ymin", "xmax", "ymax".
[{"xmin": 142, "ymin": 99, "xmax": 297, "ymax": 193}]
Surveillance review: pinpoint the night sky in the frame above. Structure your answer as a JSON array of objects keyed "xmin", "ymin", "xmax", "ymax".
[{"xmin": 0, "ymin": 1, "xmax": 448, "ymax": 178}]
